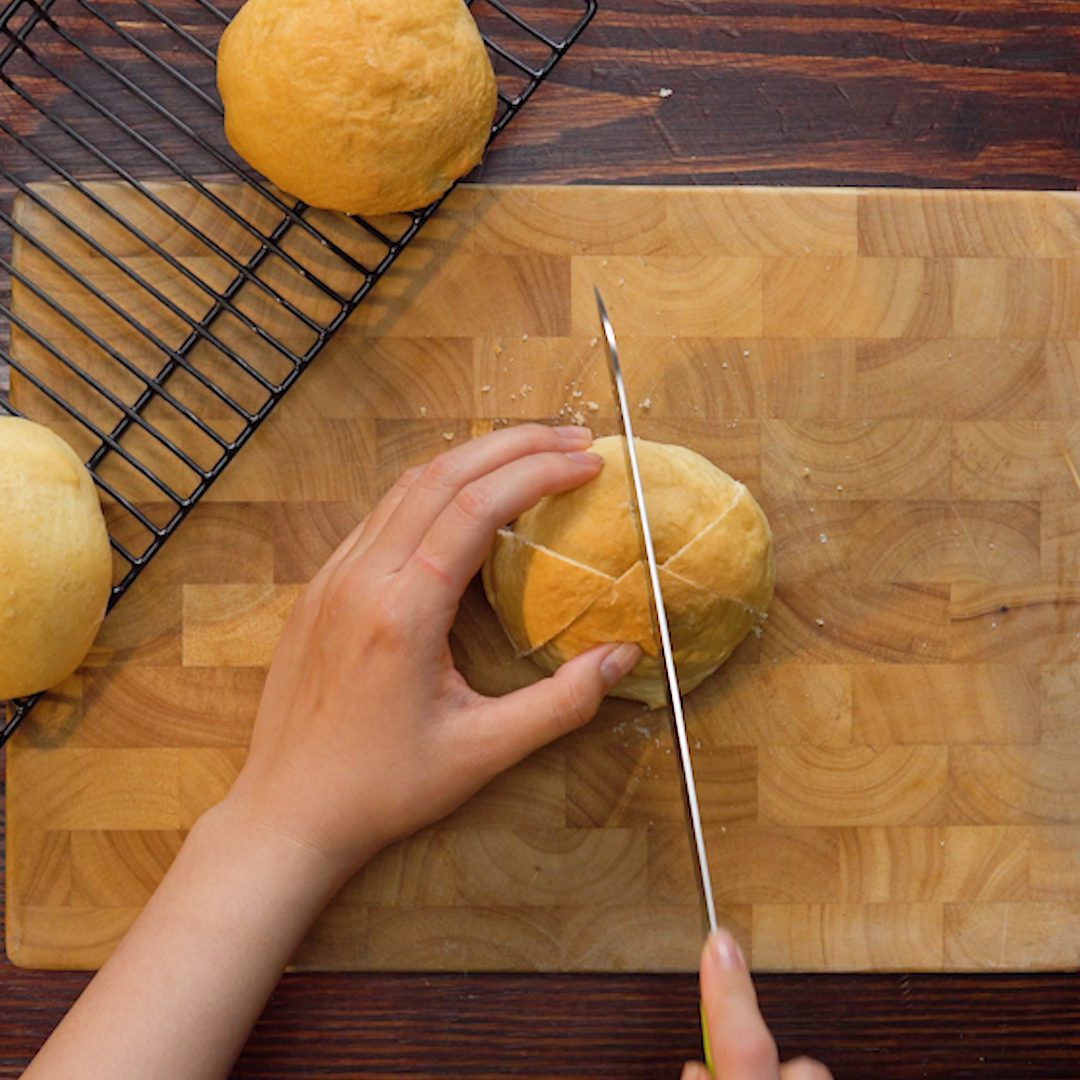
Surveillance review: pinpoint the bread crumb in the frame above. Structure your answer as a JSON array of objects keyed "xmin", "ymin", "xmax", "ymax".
[
  {"xmin": 571, "ymin": 389, "xmax": 583, "ymax": 399},
  {"xmin": 658, "ymin": 86, "xmax": 673, "ymax": 98},
  {"xmin": 442, "ymin": 431, "xmax": 455, "ymax": 441},
  {"xmin": 520, "ymin": 383, "xmax": 532, "ymax": 396},
  {"xmin": 742, "ymin": 349, "xmax": 750, "ymax": 358},
  {"xmin": 815, "ymin": 617, "xmax": 826, "ymax": 627},
  {"xmin": 836, "ymin": 484, "xmax": 844, "ymax": 492},
  {"xmin": 819, "ymin": 533, "xmax": 828, "ymax": 544},
  {"xmin": 618, "ymin": 277, "xmax": 625, "ymax": 286},
  {"xmin": 590, "ymin": 336, "xmax": 598, "ymax": 347},
  {"xmin": 418, "ymin": 405, "xmax": 428, "ymax": 417},
  {"xmin": 721, "ymin": 361, "xmax": 728, "ymax": 369},
  {"xmin": 587, "ymin": 400, "xmax": 600, "ymax": 412},
  {"xmin": 990, "ymin": 621, "xmax": 998, "ymax": 629},
  {"xmin": 570, "ymin": 409, "xmax": 586, "ymax": 426},
  {"xmin": 494, "ymin": 344, "xmax": 503, "ymax": 355},
  {"xmin": 480, "ymin": 384, "xmax": 492, "ymax": 394},
  {"xmin": 640, "ymin": 397, "xmax": 653, "ymax": 410},
  {"xmin": 522, "ymin": 333, "xmax": 529, "ymax": 341},
  {"xmin": 802, "ymin": 467, "xmax": 811, "ymax": 479}
]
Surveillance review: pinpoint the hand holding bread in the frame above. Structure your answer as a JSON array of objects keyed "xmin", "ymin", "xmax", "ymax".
[{"xmin": 227, "ymin": 424, "xmax": 641, "ymax": 874}]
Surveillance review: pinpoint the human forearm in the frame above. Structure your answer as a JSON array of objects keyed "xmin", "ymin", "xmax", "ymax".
[
  {"xmin": 25, "ymin": 794, "xmax": 353, "ymax": 1080},
  {"xmin": 23, "ymin": 426, "xmax": 640, "ymax": 1078}
]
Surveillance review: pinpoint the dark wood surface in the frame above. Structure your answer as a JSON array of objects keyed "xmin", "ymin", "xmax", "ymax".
[{"xmin": 2, "ymin": 0, "xmax": 1079, "ymax": 1076}]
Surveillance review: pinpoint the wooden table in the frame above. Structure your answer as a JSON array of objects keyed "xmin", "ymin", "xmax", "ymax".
[{"xmin": 2, "ymin": 2, "xmax": 1079, "ymax": 1076}]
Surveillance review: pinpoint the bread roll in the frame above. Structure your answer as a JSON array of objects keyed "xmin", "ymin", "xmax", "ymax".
[
  {"xmin": 0, "ymin": 418, "xmax": 112, "ymax": 699},
  {"xmin": 482, "ymin": 435, "xmax": 775, "ymax": 707},
  {"xmin": 216, "ymin": 0, "xmax": 498, "ymax": 216}
]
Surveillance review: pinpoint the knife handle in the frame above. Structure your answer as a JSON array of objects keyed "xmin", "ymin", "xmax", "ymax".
[{"xmin": 700, "ymin": 1001, "xmax": 715, "ymax": 1073}]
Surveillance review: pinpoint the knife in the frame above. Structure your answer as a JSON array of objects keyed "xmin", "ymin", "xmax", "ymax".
[{"xmin": 594, "ymin": 288, "xmax": 719, "ymax": 1071}]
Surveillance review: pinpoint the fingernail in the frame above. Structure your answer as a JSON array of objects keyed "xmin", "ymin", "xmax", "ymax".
[
  {"xmin": 600, "ymin": 642, "xmax": 642, "ymax": 687},
  {"xmin": 708, "ymin": 929, "xmax": 746, "ymax": 972},
  {"xmin": 554, "ymin": 425, "xmax": 593, "ymax": 444},
  {"xmin": 566, "ymin": 450, "xmax": 604, "ymax": 467}
]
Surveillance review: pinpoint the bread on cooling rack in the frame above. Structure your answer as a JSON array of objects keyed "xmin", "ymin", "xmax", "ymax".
[
  {"xmin": 216, "ymin": 0, "xmax": 498, "ymax": 216},
  {"xmin": 482, "ymin": 435, "xmax": 776, "ymax": 708},
  {"xmin": 0, "ymin": 418, "xmax": 112, "ymax": 700}
]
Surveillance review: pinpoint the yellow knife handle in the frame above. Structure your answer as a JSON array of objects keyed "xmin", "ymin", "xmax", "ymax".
[{"xmin": 700, "ymin": 1000, "xmax": 715, "ymax": 1073}]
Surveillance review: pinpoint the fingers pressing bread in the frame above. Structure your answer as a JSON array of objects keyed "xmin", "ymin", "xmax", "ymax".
[
  {"xmin": 464, "ymin": 642, "xmax": 642, "ymax": 775},
  {"xmin": 403, "ymin": 449, "xmax": 604, "ymax": 619},
  {"xmin": 366, "ymin": 424, "xmax": 594, "ymax": 577}
]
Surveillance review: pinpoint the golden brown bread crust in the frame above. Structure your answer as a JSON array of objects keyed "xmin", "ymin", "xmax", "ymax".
[
  {"xmin": 217, "ymin": 0, "xmax": 498, "ymax": 216},
  {"xmin": 482, "ymin": 435, "xmax": 775, "ymax": 708},
  {"xmin": 0, "ymin": 418, "xmax": 112, "ymax": 699}
]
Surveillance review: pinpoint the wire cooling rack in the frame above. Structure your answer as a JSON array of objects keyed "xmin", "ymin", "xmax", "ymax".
[{"xmin": 0, "ymin": 0, "xmax": 597, "ymax": 742}]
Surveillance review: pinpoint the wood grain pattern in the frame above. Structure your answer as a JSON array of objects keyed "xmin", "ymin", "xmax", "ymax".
[{"xmin": 6, "ymin": 182, "xmax": 1080, "ymax": 979}]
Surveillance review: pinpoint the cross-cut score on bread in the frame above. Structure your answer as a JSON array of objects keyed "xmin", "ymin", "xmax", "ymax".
[
  {"xmin": 510, "ymin": 439, "xmax": 742, "ymax": 578},
  {"xmin": 534, "ymin": 561, "xmax": 759, "ymax": 708},
  {"xmin": 665, "ymin": 485, "xmax": 775, "ymax": 615},
  {"xmin": 484, "ymin": 530, "xmax": 616, "ymax": 652},
  {"xmin": 482, "ymin": 435, "xmax": 776, "ymax": 708}
]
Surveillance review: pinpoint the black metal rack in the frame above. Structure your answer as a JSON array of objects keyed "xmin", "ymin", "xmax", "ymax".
[{"xmin": 0, "ymin": 0, "xmax": 597, "ymax": 742}]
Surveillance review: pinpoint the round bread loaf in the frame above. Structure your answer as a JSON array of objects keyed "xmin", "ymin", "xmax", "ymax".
[
  {"xmin": 0, "ymin": 418, "xmax": 112, "ymax": 700},
  {"xmin": 216, "ymin": 0, "xmax": 498, "ymax": 216},
  {"xmin": 482, "ymin": 435, "xmax": 775, "ymax": 707}
]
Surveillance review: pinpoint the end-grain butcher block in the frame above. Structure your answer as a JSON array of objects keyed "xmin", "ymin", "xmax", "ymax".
[{"xmin": 6, "ymin": 182, "xmax": 1080, "ymax": 973}]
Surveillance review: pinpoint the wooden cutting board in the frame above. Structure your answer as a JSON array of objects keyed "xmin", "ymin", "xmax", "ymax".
[{"xmin": 6, "ymin": 182, "xmax": 1080, "ymax": 972}]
